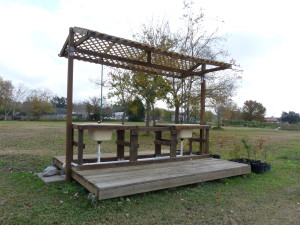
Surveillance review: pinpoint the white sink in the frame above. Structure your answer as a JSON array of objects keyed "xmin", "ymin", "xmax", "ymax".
[
  {"xmin": 177, "ymin": 129, "xmax": 193, "ymax": 138},
  {"xmin": 176, "ymin": 124, "xmax": 194, "ymax": 138},
  {"xmin": 86, "ymin": 123, "xmax": 117, "ymax": 141}
]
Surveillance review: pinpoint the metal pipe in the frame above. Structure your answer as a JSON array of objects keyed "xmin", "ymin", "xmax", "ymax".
[
  {"xmin": 71, "ymin": 155, "xmax": 185, "ymax": 166},
  {"xmin": 180, "ymin": 138, "xmax": 184, "ymax": 156},
  {"xmin": 97, "ymin": 141, "xmax": 102, "ymax": 163}
]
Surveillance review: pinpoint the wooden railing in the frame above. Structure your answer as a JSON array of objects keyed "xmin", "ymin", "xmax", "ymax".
[{"xmin": 69, "ymin": 124, "xmax": 211, "ymax": 170}]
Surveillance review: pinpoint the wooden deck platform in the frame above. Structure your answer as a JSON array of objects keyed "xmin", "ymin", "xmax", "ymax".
[{"xmin": 54, "ymin": 154, "xmax": 251, "ymax": 200}]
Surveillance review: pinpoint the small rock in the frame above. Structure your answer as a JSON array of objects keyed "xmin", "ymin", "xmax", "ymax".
[
  {"xmin": 126, "ymin": 198, "xmax": 130, "ymax": 202},
  {"xmin": 42, "ymin": 166, "xmax": 59, "ymax": 177},
  {"xmin": 125, "ymin": 213, "xmax": 129, "ymax": 217},
  {"xmin": 74, "ymin": 192, "xmax": 79, "ymax": 197}
]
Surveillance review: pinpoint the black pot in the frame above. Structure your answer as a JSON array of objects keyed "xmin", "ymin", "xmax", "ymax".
[
  {"xmin": 210, "ymin": 154, "xmax": 221, "ymax": 159},
  {"xmin": 251, "ymin": 162, "xmax": 271, "ymax": 174},
  {"xmin": 229, "ymin": 158, "xmax": 250, "ymax": 164}
]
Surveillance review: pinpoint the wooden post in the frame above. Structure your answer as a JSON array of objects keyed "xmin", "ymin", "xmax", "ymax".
[
  {"xmin": 200, "ymin": 65, "xmax": 206, "ymax": 125},
  {"xmin": 77, "ymin": 129, "xmax": 84, "ymax": 167},
  {"xmin": 66, "ymin": 27, "xmax": 74, "ymax": 181},
  {"xmin": 200, "ymin": 129, "xmax": 204, "ymax": 155},
  {"xmin": 117, "ymin": 130, "xmax": 125, "ymax": 160},
  {"xmin": 205, "ymin": 128, "xmax": 209, "ymax": 154},
  {"xmin": 170, "ymin": 128, "xmax": 177, "ymax": 158},
  {"xmin": 129, "ymin": 130, "xmax": 139, "ymax": 162},
  {"xmin": 155, "ymin": 131, "xmax": 162, "ymax": 157}
]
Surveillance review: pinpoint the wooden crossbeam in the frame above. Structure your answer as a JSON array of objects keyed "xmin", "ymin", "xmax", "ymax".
[
  {"xmin": 72, "ymin": 27, "xmax": 232, "ymax": 68},
  {"xmin": 103, "ymin": 42, "xmax": 115, "ymax": 54},
  {"xmin": 73, "ymin": 55, "xmax": 181, "ymax": 78},
  {"xmin": 75, "ymin": 47, "xmax": 198, "ymax": 76}
]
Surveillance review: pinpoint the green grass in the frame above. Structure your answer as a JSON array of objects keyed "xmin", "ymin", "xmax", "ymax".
[{"xmin": 1, "ymin": 121, "xmax": 300, "ymax": 224}]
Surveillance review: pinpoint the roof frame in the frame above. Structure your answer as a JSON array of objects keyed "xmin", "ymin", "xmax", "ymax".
[{"xmin": 59, "ymin": 27, "xmax": 231, "ymax": 79}]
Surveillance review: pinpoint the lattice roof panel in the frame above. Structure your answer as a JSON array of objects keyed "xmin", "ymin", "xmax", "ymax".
[{"xmin": 59, "ymin": 27, "xmax": 232, "ymax": 78}]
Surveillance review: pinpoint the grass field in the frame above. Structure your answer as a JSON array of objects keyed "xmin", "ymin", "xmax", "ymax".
[{"xmin": 0, "ymin": 121, "xmax": 300, "ymax": 224}]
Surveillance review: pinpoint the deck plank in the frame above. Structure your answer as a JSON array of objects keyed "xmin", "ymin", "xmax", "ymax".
[
  {"xmin": 71, "ymin": 158, "xmax": 250, "ymax": 200},
  {"xmin": 54, "ymin": 154, "xmax": 250, "ymax": 200}
]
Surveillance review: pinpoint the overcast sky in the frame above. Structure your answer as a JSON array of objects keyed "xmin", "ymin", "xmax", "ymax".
[{"xmin": 0, "ymin": 0, "xmax": 299, "ymax": 117}]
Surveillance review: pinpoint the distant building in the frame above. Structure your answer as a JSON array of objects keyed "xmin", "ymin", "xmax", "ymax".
[
  {"xmin": 264, "ymin": 117, "xmax": 279, "ymax": 123},
  {"xmin": 112, "ymin": 112, "xmax": 126, "ymax": 120}
]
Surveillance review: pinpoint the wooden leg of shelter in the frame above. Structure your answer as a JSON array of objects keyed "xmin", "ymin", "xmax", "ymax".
[
  {"xmin": 170, "ymin": 128, "xmax": 177, "ymax": 158},
  {"xmin": 129, "ymin": 130, "xmax": 139, "ymax": 162},
  {"xmin": 77, "ymin": 129, "xmax": 84, "ymax": 167},
  {"xmin": 155, "ymin": 131, "xmax": 162, "ymax": 157},
  {"xmin": 117, "ymin": 130, "xmax": 125, "ymax": 160},
  {"xmin": 65, "ymin": 27, "xmax": 74, "ymax": 181},
  {"xmin": 200, "ymin": 129, "xmax": 204, "ymax": 155},
  {"xmin": 205, "ymin": 128, "xmax": 209, "ymax": 154}
]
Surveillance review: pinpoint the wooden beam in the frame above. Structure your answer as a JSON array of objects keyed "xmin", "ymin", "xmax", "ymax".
[
  {"xmin": 116, "ymin": 140, "xmax": 131, "ymax": 147},
  {"xmin": 205, "ymin": 129, "xmax": 210, "ymax": 154},
  {"xmin": 103, "ymin": 42, "xmax": 115, "ymax": 54},
  {"xmin": 196, "ymin": 65, "xmax": 231, "ymax": 76},
  {"xmin": 58, "ymin": 35, "xmax": 69, "ymax": 57},
  {"xmin": 75, "ymin": 48, "xmax": 197, "ymax": 76},
  {"xmin": 155, "ymin": 131, "xmax": 162, "ymax": 157},
  {"xmin": 147, "ymin": 51, "xmax": 151, "ymax": 64},
  {"xmin": 73, "ymin": 27, "xmax": 231, "ymax": 67},
  {"xmin": 72, "ymin": 55, "xmax": 182, "ymax": 78},
  {"xmin": 66, "ymin": 27, "xmax": 75, "ymax": 181},
  {"xmin": 188, "ymin": 62, "xmax": 202, "ymax": 71},
  {"xmin": 116, "ymin": 130, "xmax": 125, "ymax": 160},
  {"xmin": 74, "ymin": 36, "xmax": 89, "ymax": 47},
  {"xmin": 77, "ymin": 129, "xmax": 84, "ymax": 166}
]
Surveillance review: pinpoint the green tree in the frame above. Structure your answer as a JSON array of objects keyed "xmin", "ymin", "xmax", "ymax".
[
  {"xmin": 242, "ymin": 100, "xmax": 266, "ymax": 122},
  {"xmin": 107, "ymin": 69, "xmax": 133, "ymax": 124},
  {"xmin": 131, "ymin": 73, "xmax": 170, "ymax": 126},
  {"xmin": 51, "ymin": 96, "xmax": 67, "ymax": 109},
  {"xmin": 85, "ymin": 96, "xmax": 101, "ymax": 121},
  {"xmin": 162, "ymin": 109, "xmax": 173, "ymax": 122},
  {"xmin": 23, "ymin": 89, "xmax": 54, "ymax": 119},
  {"xmin": 280, "ymin": 111, "xmax": 300, "ymax": 124},
  {"xmin": 127, "ymin": 97, "xmax": 145, "ymax": 122},
  {"xmin": 0, "ymin": 76, "xmax": 13, "ymax": 120}
]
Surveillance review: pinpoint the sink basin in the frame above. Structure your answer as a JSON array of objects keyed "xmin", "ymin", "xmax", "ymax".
[
  {"xmin": 176, "ymin": 124, "xmax": 194, "ymax": 138},
  {"xmin": 86, "ymin": 123, "xmax": 117, "ymax": 141},
  {"xmin": 88, "ymin": 129, "xmax": 113, "ymax": 141},
  {"xmin": 177, "ymin": 129, "xmax": 193, "ymax": 138}
]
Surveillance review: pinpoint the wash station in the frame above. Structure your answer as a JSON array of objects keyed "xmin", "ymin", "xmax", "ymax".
[{"xmin": 54, "ymin": 27, "xmax": 250, "ymax": 200}]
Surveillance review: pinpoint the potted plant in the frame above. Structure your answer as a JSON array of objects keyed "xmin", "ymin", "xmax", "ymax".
[{"xmin": 229, "ymin": 138, "xmax": 271, "ymax": 174}]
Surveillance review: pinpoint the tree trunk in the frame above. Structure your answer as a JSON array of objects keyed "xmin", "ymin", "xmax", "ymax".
[
  {"xmin": 151, "ymin": 102, "xmax": 156, "ymax": 126},
  {"xmin": 121, "ymin": 111, "xmax": 125, "ymax": 125},
  {"xmin": 175, "ymin": 106, "xmax": 180, "ymax": 124},
  {"xmin": 186, "ymin": 104, "xmax": 190, "ymax": 124},
  {"xmin": 146, "ymin": 100, "xmax": 150, "ymax": 127}
]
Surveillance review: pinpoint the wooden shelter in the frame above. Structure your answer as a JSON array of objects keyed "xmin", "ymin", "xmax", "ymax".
[{"xmin": 56, "ymin": 27, "xmax": 250, "ymax": 200}]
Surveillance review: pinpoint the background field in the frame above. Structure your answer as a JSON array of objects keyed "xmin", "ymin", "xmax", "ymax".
[{"xmin": 1, "ymin": 121, "xmax": 300, "ymax": 224}]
